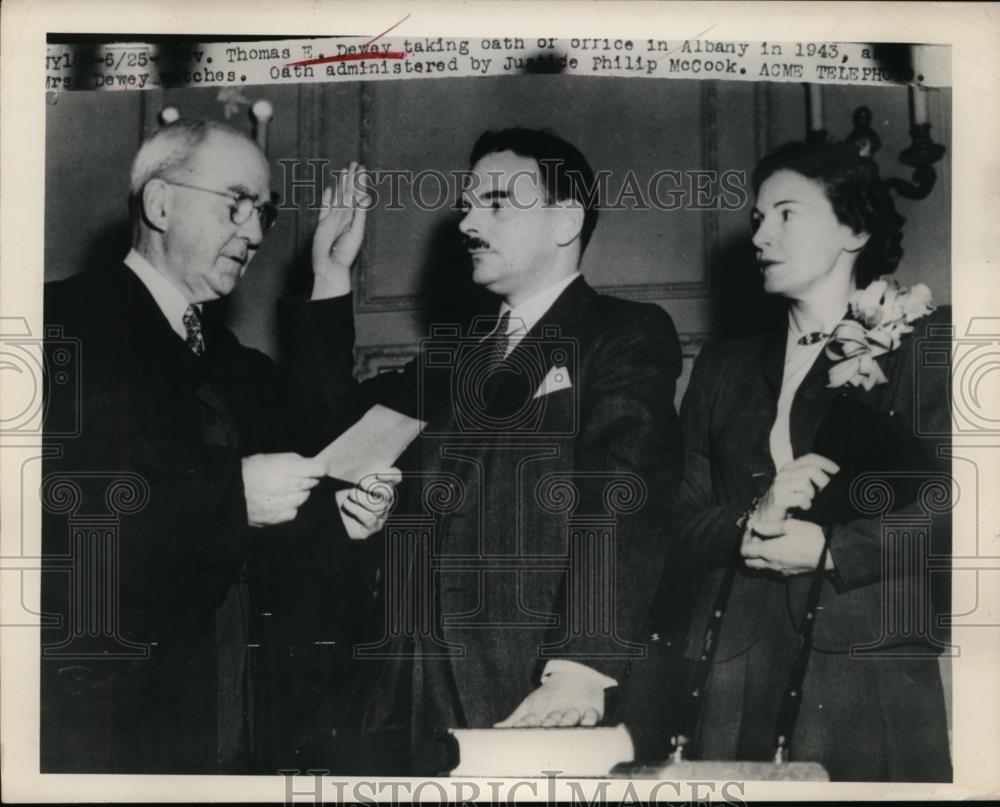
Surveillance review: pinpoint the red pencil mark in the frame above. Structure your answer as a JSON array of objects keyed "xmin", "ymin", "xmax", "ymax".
[
  {"xmin": 286, "ymin": 51, "xmax": 406, "ymax": 68},
  {"xmin": 287, "ymin": 13, "xmax": 411, "ymax": 69},
  {"xmin": 362, "ymin": 13, "xmax": 411, "ymax": 47}
]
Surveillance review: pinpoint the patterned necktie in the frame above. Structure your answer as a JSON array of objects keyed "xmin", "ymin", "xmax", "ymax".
[
  {"xmin": 796, "ymin": 331, "xmax": 829, "ymax": 346},
  {"xmin": 490, "ymin": 310, "xmax": 511, "ymax": 367},
  {"xmin": 182, "ymin": 305, "xmax": 206, "ymax": 356}
]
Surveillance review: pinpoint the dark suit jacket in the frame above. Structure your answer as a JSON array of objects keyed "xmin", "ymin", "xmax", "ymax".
[
  {"xmin": 41, "ymin": 263, "xmax": 352, "ymax": 773},
  {"xmin": 673, "ymin": 306, "xmax": 953, "ymax": 662},
  {"xmin": 285, "ymin": 276, "xmax": 684, "ymax": 771}
]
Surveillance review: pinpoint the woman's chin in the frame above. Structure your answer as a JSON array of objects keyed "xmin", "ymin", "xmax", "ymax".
[
  {"xmin": 761, "ymin": 274, "xmax": 786, "ymax": 296},
  {"xmin": 762, "ymin": 269, "xmax": 806, "ymax": 299}
]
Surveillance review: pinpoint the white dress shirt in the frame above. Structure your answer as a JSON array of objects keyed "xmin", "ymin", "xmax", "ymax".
[
  {"xmin": 123, "ymin": 248, "xmax": 198, "ymax": 344},
  {"xmin": 492, "ymin": 272, "xmax": 581, "ymax": 355}
]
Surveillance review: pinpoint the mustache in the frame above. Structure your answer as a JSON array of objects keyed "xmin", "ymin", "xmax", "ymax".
[{"xmin": 463, "ymin": 235, "xmax": 491, "ymax": 251}]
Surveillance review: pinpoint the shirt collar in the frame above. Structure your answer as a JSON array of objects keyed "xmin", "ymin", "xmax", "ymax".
[
  {"xmin": 498, "ymin": 272, "xmax": 581, "ymax": 336},
  {"xmin": 123, "ymin": 248, "xmax": 198, "ymax": 342}
]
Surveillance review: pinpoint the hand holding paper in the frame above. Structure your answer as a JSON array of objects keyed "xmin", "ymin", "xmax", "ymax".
[
  {"xmin": 337, "ymin": 467, "xmax": 401, "ymax": 540},
  {"xmin": 316, "ymin": 405, "xmax": 426, "ymax": 539},
  {"xmin": 242, "ymin": 452, "xmax": 325, "ymax": 527},
  {"xmin": 316, "ymin": 404, "xmax": 426, "ymax": 484}
]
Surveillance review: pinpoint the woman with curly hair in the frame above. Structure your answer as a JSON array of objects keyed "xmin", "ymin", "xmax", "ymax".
[{"xmin": 671, "ymin": 141, "xmax": 952, "ymax": 781}]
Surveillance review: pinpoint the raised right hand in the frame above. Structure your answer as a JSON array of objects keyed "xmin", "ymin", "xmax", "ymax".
[
  {"xmin": 241, "ymin": 452, "xmax": 326, "ymax": 527},
  {"xmin": 751, "ymin": 453, "xmax": 840, "ymax": 536},
  {"xmin": 310, "ymin": 161, "xmax": 369, "ymax": 300}
]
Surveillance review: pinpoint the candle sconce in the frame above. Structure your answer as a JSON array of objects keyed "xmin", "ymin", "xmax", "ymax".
[
  {"xmin": 806, "ymin": 82, "xmax": 947, "ymax": 201},
  {"xmin": 882, "ymin": 120, "xmax": 946, "ymax": 200},
  {"xmin": 847, "ymin": 100, "xmax": 946, "ymax": 200}
]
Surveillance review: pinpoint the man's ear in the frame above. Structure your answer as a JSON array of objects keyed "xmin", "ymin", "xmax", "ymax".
[
  {"xmin": 553, "ymin": 200, "xmax": 585, "ymax": 248},
  {"xmin": 141, "ymin": 179, "xmax": 171, "ymax": 233},
  {"xmin": 844, "ymin": 228, "xmax": 871, "ymax": 253}
]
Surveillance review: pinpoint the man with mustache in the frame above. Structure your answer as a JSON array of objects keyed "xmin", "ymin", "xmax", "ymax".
[
  {"xmin": 293, "ymin": 128, "xmax": 684, "ymax": 773},
  {"xmin": 41, "ymin": 119, "xmax": 397, "ymax": 773}
]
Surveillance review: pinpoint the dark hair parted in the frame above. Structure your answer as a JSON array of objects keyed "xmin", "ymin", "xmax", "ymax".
[
  {"xmin": 470, "ymin": 128, "xmax": 599, "ymax": 252},
  {"xmin": 752, "ymin": 141, "xmax": 905, "ymax": 287}
]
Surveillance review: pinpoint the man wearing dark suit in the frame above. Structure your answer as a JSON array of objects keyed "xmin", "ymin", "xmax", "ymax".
[
  {"xmin": 41, "ymin": 120, "xmax": 395, "ymax": 773},
  {"xmin": 287, "ymin": 129, "xmax": 684, "ymax": 773}
]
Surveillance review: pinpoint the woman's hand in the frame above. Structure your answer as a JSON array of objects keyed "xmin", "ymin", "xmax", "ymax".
[
  {"xmin": 751, "ymin": 453, "xmax": 840, "ymax": 536},
  {"xmin": 741, "ymin": 518, "xmax": 834, "ymax": 575},
  {"xmin": 311, "ymin": 161, "xmax": 369, "ymax": 300}
]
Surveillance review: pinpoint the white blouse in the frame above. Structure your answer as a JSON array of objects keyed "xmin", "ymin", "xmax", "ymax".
[{"xmin": 768, "ymin": 313, "xmax": 840, "ymax": 470}]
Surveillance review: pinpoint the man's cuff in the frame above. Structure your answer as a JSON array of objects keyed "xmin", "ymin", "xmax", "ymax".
[{"xmin": 541, "ymin": 660, "xmax": 617, "ymax": 689}]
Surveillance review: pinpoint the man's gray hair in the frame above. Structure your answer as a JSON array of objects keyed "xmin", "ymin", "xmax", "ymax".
[{"xmin": 128, "ymin": 119, "xmax": 247, "ymax": 221}]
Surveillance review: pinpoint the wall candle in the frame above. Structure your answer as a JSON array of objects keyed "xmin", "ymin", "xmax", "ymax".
[
  {"xmin": 911, "ymin": 85, "xmax": 929, "ymax": 126},
  {"xmin": 251, "ymin": 99, "xmax": 274, "ymax": 153},
  {"xmin": 808, "ymin": 84, "xmax": 824, "ymax": 131},
  {"xmin": 910, "ymin": 44, "xmax": 928, "ymax": 126}
]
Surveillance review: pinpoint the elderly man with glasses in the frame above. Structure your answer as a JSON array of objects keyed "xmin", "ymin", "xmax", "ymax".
[{"xmin": 41, "ymin": 119, "xmax": 395, "ymax": 774}]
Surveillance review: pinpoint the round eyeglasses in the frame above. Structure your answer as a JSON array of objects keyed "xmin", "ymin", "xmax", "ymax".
[{"xmin": 161, "ymin": 179, "xmax": 279, "ymax": 233}]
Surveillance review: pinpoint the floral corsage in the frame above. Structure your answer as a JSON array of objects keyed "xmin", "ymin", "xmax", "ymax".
[{"xmin": 825, "ymin": 276, "xmax": 935, "ymax": 390}]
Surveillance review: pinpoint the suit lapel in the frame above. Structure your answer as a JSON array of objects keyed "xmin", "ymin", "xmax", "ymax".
[
  {"xmin": 735, "ymin": 329, "xmax": 785, "ymax": 482},
  {"xmin": 789, "ymin": 341, "xmax": 838, "ymax": 459},
  {"xmin": 108, "ymin": 263, "xmax": 195, "ymax": 365},
  {"xmin": 114, "ymin": 263, "xmax": 241, "ymax": 447},
  {"xmin": 789, "ymin": 306, "xmax": 854, "ymax": 457},
  {"xmin": 758, "ymin": 327, "xmax": 787, "ymax": 399},
  {"xmin": 521, "ymin": 275, "xmax": 594, "ymax": 340},
  {"xmin": 486, "ymin": 276, "xmax": 594, "ymax": 412},
  {"xmin": 424, "ymin": 278, "xmax": 592, "ymax": 491}
]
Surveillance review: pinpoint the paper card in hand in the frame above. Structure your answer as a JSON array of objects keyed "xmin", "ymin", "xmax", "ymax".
[{"xmin": 315, "ymin": 404, "xmax": 426, "ymax": 484}]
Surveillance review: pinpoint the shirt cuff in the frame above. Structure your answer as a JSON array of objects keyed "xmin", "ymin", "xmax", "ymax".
[{"xmin": 541, "ymin": 659, "xmax": 617, "ymax": 689}]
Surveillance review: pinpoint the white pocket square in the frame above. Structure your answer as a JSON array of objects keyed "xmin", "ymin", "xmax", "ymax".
[{"xmin": 533, "ymin": 365, "xmax": 573, "ymax": 399}]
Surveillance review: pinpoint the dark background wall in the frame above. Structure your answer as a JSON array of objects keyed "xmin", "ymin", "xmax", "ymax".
[{"xmin": 45, "ymin": 76, "xmax": 951, "ymax": 402}]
